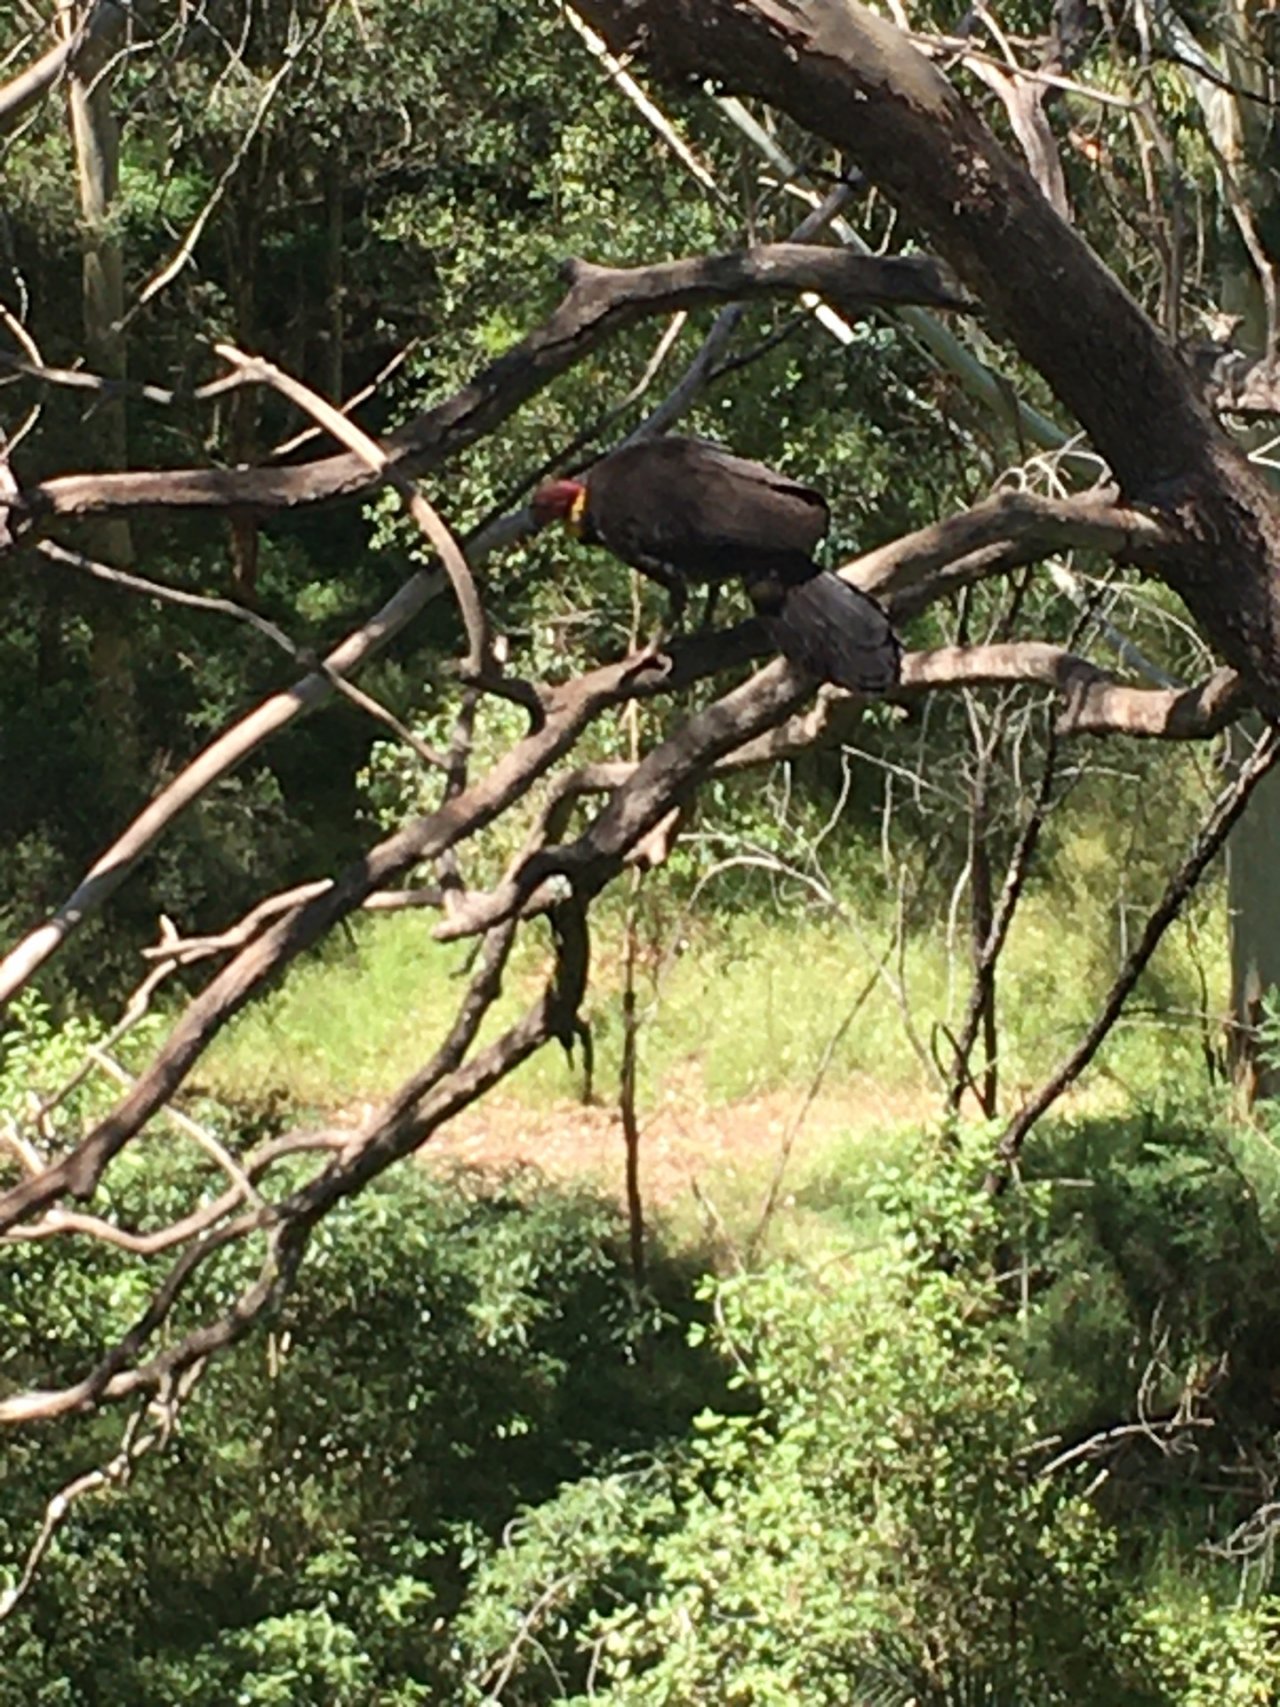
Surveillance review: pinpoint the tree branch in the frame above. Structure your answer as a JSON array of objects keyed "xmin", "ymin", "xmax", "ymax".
[
  {"xmin": 4, "ymin": 244, "xmax": 966, "ymax": 535},
  {"xmin": 899, "ymin": 645, "xmax": 1247, "ymax": 738},
  {"xmin": 0, "ymin": 0, "xmax": 125, "ymax": 134}
]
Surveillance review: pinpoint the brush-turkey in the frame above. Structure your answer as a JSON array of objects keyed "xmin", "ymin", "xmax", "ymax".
[{"xmin": 531, "ymin": 436, "xmax": 900, "ymax": 695}]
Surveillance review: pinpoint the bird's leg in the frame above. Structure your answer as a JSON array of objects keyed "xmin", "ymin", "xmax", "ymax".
[
  {"xmin": 663, "ymin": 579, "xmax": 688, "ymax": 637},
  {"xmin": 697, "ymin": 583, "xmax": 721, "ymax": 630},
  {"xmin": 630, "ymin": 567, "xmax": 685, "ymax": 663}
]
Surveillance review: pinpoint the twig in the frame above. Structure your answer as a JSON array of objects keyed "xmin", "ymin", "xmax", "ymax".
[
  {"xmin": 947, "ymin": 710, "xmax": 1060, "ymax": 1111},
  {"xmin": 88, "ymin": 1047, "xmax": 262, "ymax": 1207},
  {"xmin": 747, "ymin": 961, "xmax": 882, "ymax": 1263},
  {"xmin": 1032, "ymin": 1415, "xmax": 1213, "ymax": 1479},
  {"xmin": 129, "ymin": 9, "xmax": 333, "ymax": 316},
  {"xmin": 36, "ymin": 537, "xmax": 452, "ymax": 772}
]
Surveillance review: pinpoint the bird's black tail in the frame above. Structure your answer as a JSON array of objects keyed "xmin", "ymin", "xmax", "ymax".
[{"xmin": 760, "ymin": 570, "xmax": 901, "ymax": 696}]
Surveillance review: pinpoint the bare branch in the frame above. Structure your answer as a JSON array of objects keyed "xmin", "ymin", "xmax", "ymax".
[
  {"xmin": 965, "ymin": 54, "xmax": 1071, "ymax": 220},
  {"xmin": 851, "ymin": 488, "xmax": 1173, "ymax": 607},
  {"xmin": 129, "ymin": 9, "xmax": 334, "ymax": 317},
  {"xmin": 7, "ymin": 244, "xmax": 966, "ymax": 533},
  {"xmin": 0, "ymin": 1377, "xmax": 205, "ymax": 1627},
  {"xmin": 899, "ymin": 645, "xmax": 1247, "ymax": 738},
  {"xmin": 213, "ymin": 343, "xmax": 498, "ymax": 678},
  {"xmin": 947, "ymin": 712, "xmax": 1060, "ymax": 1113},
  {"xmin": 2, "ymin": 902, "xmax": 591, "ymax": 1424},
  {"xmin": 987, "ymin": 726, "xmax": 1280, "ymax": 1187},
  {"xmin": 0, "ymin": 0, "xmax": 124, "ymax": 134},
  {"xmin": 3, "ymin": 1134, "xmax": 343, "ymax": 1257},
  {"xmin": 35, "ymin": 538, "xmax": 302, "ymax": 652}
]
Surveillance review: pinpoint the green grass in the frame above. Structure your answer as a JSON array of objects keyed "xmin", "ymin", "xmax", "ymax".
[{"xmin": 199, "ymin": 864, "xmax": 1230, "ymax": 1128}]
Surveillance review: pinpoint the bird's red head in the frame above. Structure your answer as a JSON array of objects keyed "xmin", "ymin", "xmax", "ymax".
[{"xmin": 530, "ymin": 477, "xmax": 588, "ymax": 534}]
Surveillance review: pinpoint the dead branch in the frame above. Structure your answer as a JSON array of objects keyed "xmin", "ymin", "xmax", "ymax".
[
  {"xmin": 0, "ymin": 1370, "xmax": 206, "ymax": 1627},
  {"xmin": 1030, "ymin": 1415, "xmax": 1213, "ymax": 1479},
  {"xmin": 947, "ymin": 712, "xmax": 1060, "ymax": 1113},
  {"xmin": 854, "ymin": 488, "xmax": 1174, "ymax": 606},
  {"xmin": 435, "ymin": 657, "xmax": 816, "ymax": 944},
  {"xmin": 0, "ymin": 562, "xmax": 450, "ymax": 1008},
  {"xmin": 5, "ymin": 244, "xmax": 966, "ymax": 534},
  {"xmin": 0, "ymin": 900, "xmax": 590, "ymax": 1426},
  {"xmin": 898, "ymin": 645, "xmax": 1246, "ymax": 738},
  {"xmin": 129, "ymin": 11, "xmax": 333, "ymax": 318},
  {"xmin": 36, "ymin": 537, "xmax": 301, "ymax": 651},
  {"xmin": 986, "ymin": 726, "xmax": 1280, "ymax": 1188},
  {"xmin": 964, "ymin": 52, "xmax": 1071, "ymax": 220},
  {"xmin": 0, "ymin": 0, "xmax": 124, "ymax": 133},
  {"xmin": 428, "ymin": 641, "xmax": 1246, "ymax": 953},
  {"xmin": 0, "ymin": 1207, "xmax": 282, "ymax": 1424},
  {"xmin": 634, "ymin": 182, "xmax": 855, "ymax": 440},
  {"xmin": 213, "ymin": 343, "xmax": 498, "ymax": 679},
  {"xmin": 38, "ymin": 524, "xmax": 455, "ymax": 771},
  {"xmin": 2, "ymin": 1134, "xmax": 345, "ymax": 1256}
]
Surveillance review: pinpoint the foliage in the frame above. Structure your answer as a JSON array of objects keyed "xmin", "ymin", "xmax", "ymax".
[
  {"xmin": 444, "ymin": 1127, "xmax": 1280, "ymax": 1705},
  {"xmin": 0, "ymin": 1159, "xmax": 721, "ymax": 1706},
  {"xmin": 5, "ymin": 1009, "xmax": 1280, "ymax": 1706}
]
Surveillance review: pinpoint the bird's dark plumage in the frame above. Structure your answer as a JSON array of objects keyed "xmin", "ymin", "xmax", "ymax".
[
  {"xmin": 533, "ymin": 437, "xmax": 900, "ymax": 696},
  {"xmin": 755, "ymin": 569, "xmax": 901, "ymax": 696}
]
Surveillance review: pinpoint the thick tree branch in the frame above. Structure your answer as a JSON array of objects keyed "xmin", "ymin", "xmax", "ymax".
[
  {"xmin": 0, "ymin": 243, "xmax": 964, "ymax": 1005},
  {"xmin": 432, "ymin": 642, "xmax": 1247, "ymax": 950},
  {"xmin": 852, "ymin": 488, "xmax": 1172, "ymax": 605},
  {"xmin": 899, "ymin": 646, "xmax": 1247, "ymax": 738},
  {"xmin": 434, "ymin": 658, "xmax": 816, "ymax": 944},
  {"xmin": 2, "ymin": 244, "xmax": 964, "ymax": 536}
]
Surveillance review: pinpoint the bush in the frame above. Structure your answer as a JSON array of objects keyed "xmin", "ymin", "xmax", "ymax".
[
  {"xmin": 6, "ymin": 1095, "xmax": 1280, "ymax": 1705},
  {"xmin": 449, "ymin": 1127, "xmax": 1280, "ymax": 1705},
  {"xmin": 0, "ymin": 1163, "xmax": 721, "ymax": 1706}
]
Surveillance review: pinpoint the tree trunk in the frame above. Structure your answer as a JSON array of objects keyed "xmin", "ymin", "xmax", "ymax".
[
  {"xmin": 1228, "ymin": 749, "xmax": 1280, "ymax": 1097},
  {"xmin": 1176, "ymin": 0, "xmax": 1280, "ymax": 1094},
  {"xmin": 62, "ymin": 2, "xmax": 139, "ymax": 778}
]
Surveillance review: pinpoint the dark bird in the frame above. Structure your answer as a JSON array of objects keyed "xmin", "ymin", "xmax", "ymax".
[{"xmin": 530, "ymin": 437, "xmax": 900, "ymax": 695}]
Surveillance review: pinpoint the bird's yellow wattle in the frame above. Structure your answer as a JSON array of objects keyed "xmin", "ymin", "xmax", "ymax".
[{"xmin": 567, "ymin": 487, "xmax": 589, "ymax": 538}]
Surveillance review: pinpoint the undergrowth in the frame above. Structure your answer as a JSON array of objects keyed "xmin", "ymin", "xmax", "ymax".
[{"xmin": 199, "ymin": 866, "xmax": 1227, "ymax": 1123}]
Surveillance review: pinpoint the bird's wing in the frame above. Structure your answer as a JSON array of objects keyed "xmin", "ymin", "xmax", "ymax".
[
  {"xmin": 674, "ymin": 440, "xmax": 830, "ymax": 555},
  {"xmin": 586, "ymin": 438, "xmax": 829, "ymax": 578}
]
